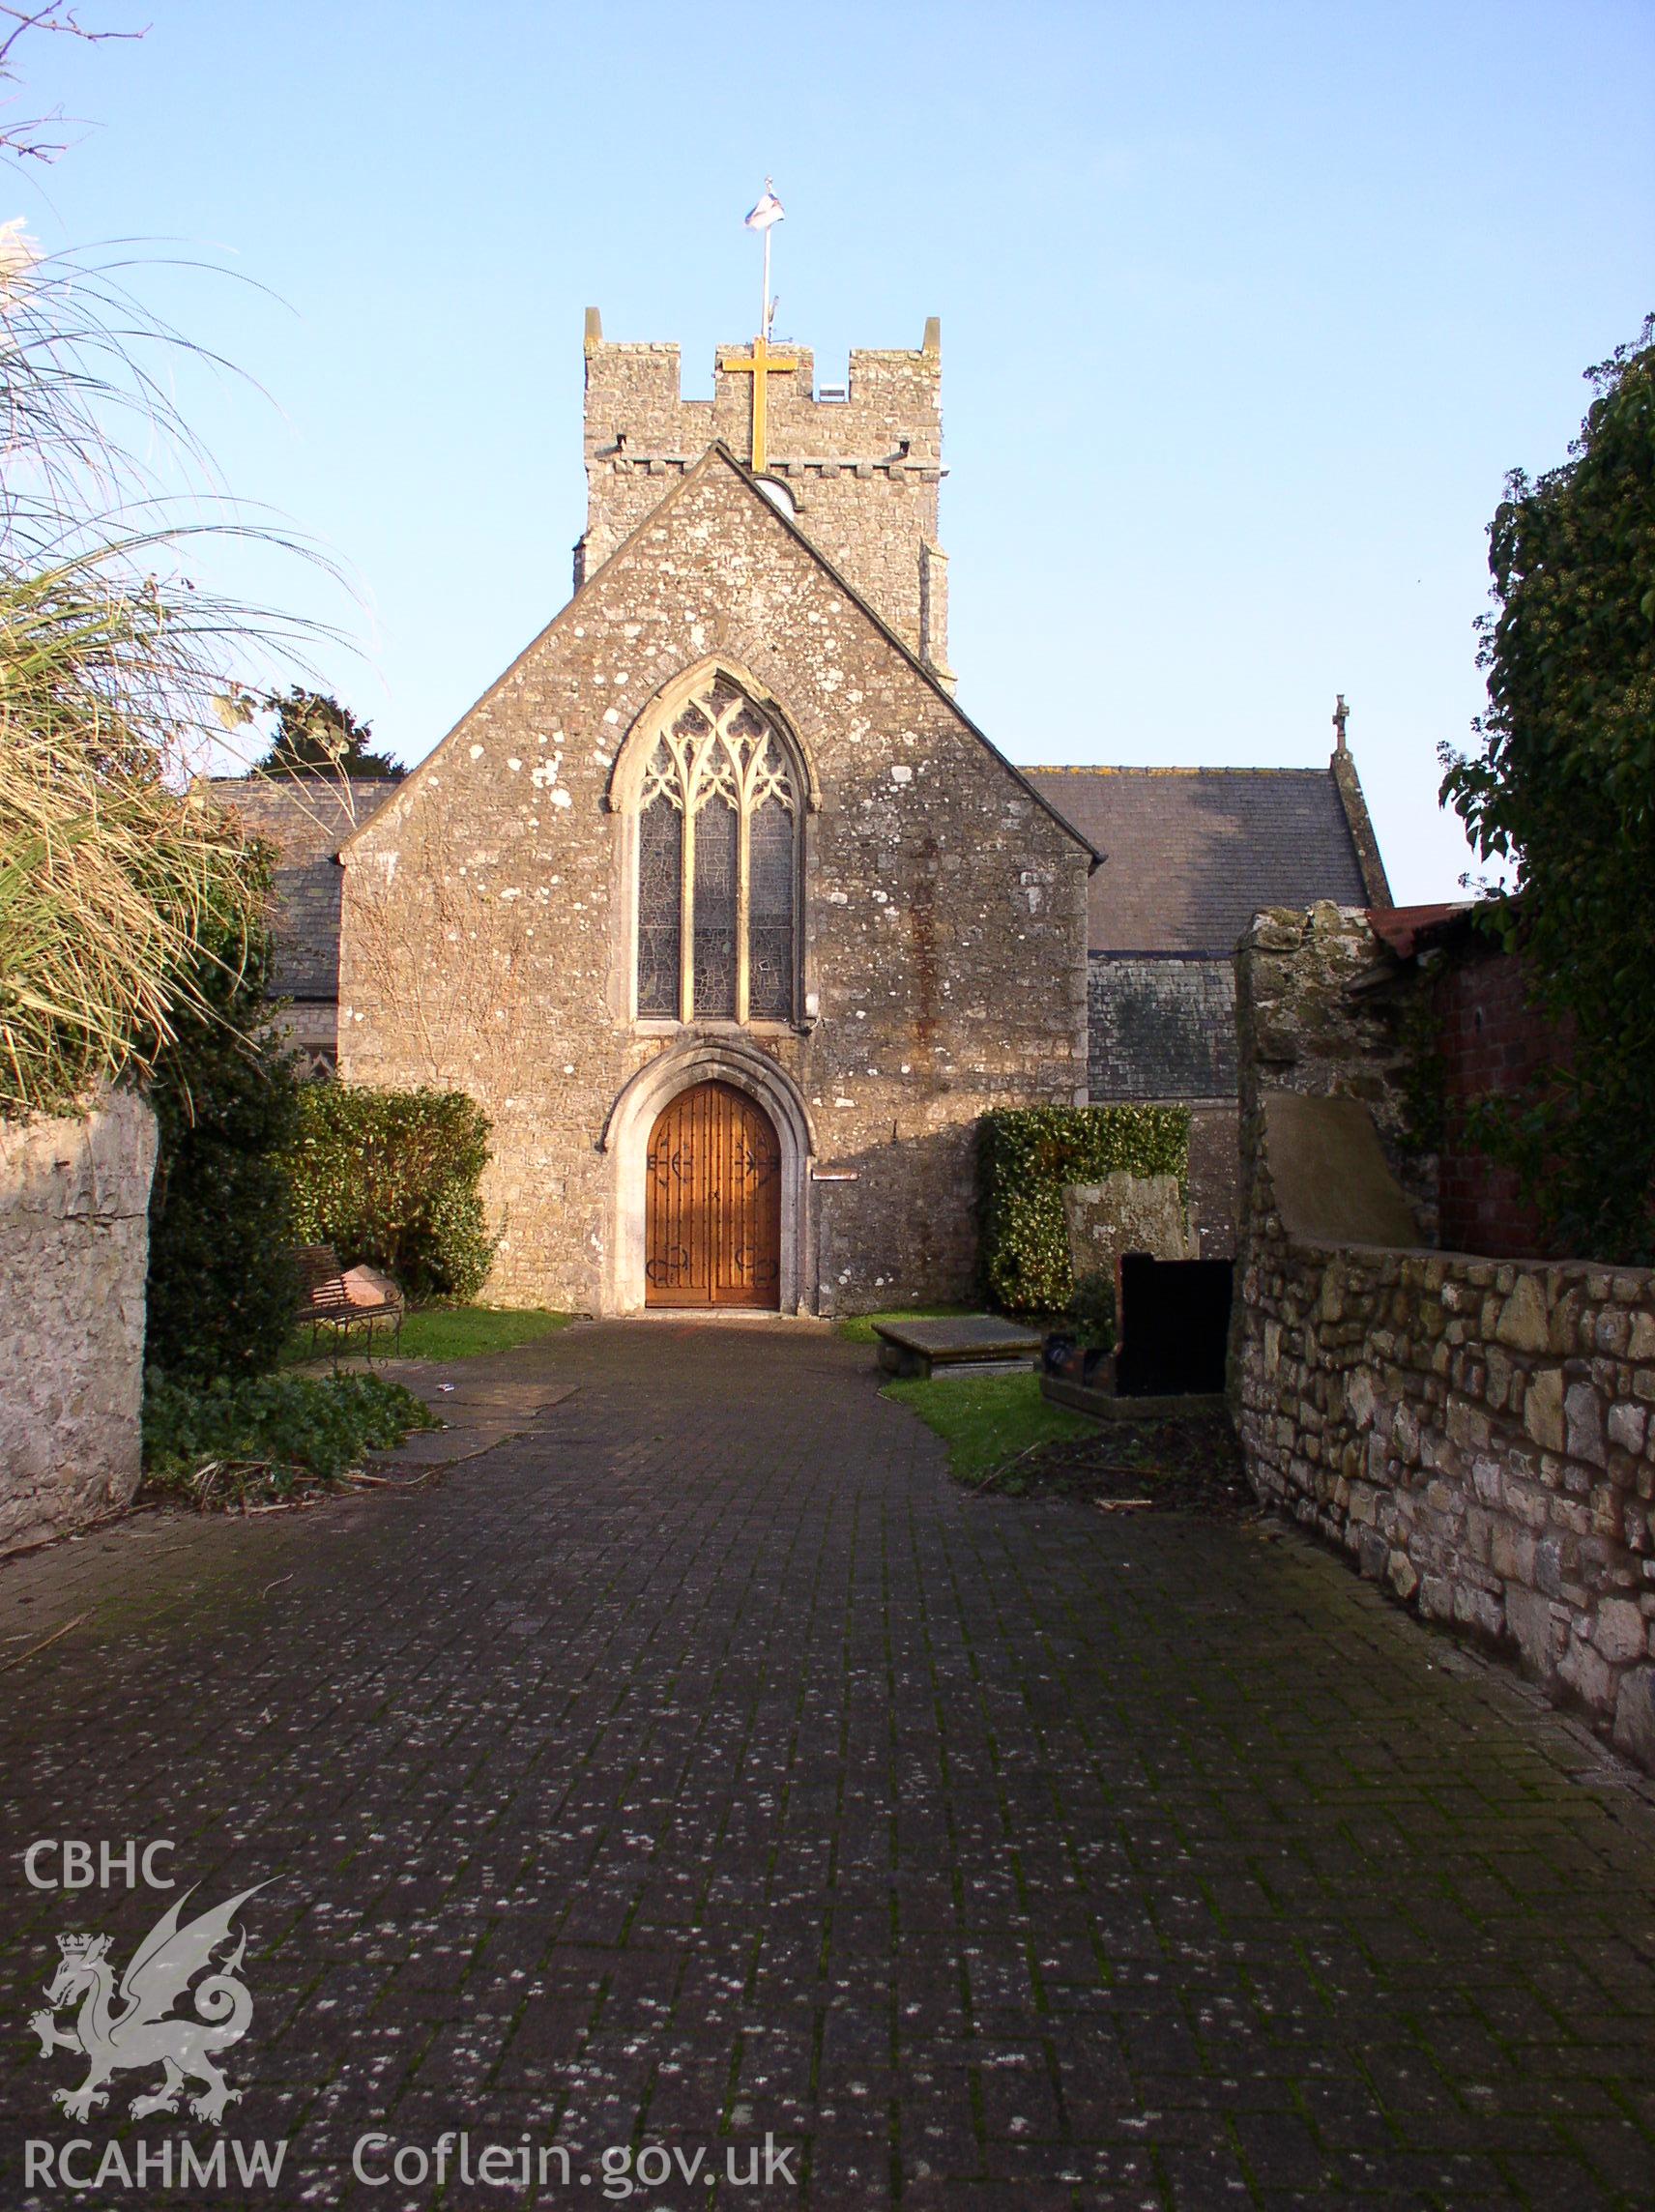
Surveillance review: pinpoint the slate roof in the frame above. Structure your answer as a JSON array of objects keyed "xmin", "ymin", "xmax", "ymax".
[
  {"xmin": 205, "ymin": 776, "xmax": 399, "ymax": 1000},
  {"xmin": 1020, "ymin": 765, "xmax": 1375, "ymax": 956}
]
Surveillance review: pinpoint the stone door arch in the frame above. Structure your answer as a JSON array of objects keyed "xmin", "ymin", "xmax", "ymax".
[{"xmin": 599, "ymin": 1041, "xmax": 816, "ymax": 1315}]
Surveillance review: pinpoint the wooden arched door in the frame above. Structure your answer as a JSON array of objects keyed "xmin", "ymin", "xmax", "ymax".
[{"xmin": 645, "ymin": 1081, "xmax": 782, "ymax": 1308}]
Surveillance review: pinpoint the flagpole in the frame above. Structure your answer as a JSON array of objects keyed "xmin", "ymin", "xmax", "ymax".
[{"xmin": 761, "ymin": 219, "xmax": 771, "ymax": 339}]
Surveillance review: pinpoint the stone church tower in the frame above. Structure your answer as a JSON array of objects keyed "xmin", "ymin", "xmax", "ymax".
[
  {"xmin": 576, "ymin": 310, "xmax": 953, "ymax": 684},
  {"xmin": 334, "ymin": 314, "xmax": 1095, "ymax": 1315}
]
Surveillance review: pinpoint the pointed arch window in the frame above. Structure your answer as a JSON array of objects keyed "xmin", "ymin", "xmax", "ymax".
[{"xmin": 634, "ymin": 680, "xmax": 800, "ymax": 1024}]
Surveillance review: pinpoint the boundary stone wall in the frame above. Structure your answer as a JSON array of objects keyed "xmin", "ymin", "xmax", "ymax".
[
  {"xmin": 1184, "ymin": 1104, "xmax": 1241, "ymax": 1261},
  {"xmin": 0, "ymin": 1091, "xmax": 157, "ymax": 1555},
  {"xmin": 1234, "ymin": 906, "xmax": 1655, "ymax": 1772},
  {"xmin": 1063, "ymin": 1172, "xmax": 1196, "ymax": 1292},
  {"xmin": 1235, "ymin": 901, "xmax": 1435, "ymax": 1230}
]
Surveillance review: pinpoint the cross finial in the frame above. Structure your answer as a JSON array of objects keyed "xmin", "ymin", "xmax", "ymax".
[
  {"xmin": 719, "ymin": 335, "xmax": 799, "ymax": 474},
  {"xmin": 1332, "ymin": 693, "xmax": 1350, "ymax": 754}
]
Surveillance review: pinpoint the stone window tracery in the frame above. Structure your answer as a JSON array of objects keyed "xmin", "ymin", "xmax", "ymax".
[{"xmin": 633, "ymin": 681, "xmax": 799, "ymax": 1024}]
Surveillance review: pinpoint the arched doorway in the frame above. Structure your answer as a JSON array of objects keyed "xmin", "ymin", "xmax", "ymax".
[
  {"xmin": 645, "ymin": 1081, "xmax": 782, "ymax": 1308},
  {"xmin": 600, "ymin": 1040, "xmax": 816, "ymax": 1315}
]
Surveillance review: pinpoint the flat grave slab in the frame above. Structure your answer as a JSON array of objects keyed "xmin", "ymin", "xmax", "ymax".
[
  {"xmin": 933, "ymin": 1356, "xmax": 1036, "ymax": 1382},
  {"xmin": 873, "ymin": 1314, "xmax": 1041, "ymax": 1379}
]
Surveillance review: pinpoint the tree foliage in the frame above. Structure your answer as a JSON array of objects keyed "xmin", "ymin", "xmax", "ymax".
[
  {"xmin": 0, "ymin": 7, "xmax": 144, "ymax": 169},
  {"xmin": 143, "ymin": 856, "xmax": 302, "ymax": 1382},
  {"xmin": 233, "ymin": 685, "xmax": 403, "ymax": 779},
  {"xmin": 1439, "ymin": 317, "xmax": 1655, "ymax": 1260}
]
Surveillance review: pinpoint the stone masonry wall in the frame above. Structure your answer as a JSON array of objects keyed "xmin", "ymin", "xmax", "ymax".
[
  {"xmin": 1240, "ymin": 1222, "xmax": 1655, "ymax": 1776},
  {"xmin": 0, "ymin": 1090, "xmax": 157, "ymax": 1555},
  {"xmin": 1235, "ymin": 906, "xmax": 1655, "ymax": 1773},
  {"xmin": 1185, "ymin": 1105, "xmax": 1241, "ymax": 1262},
  {"xmin": 581, "ymin": 323, "xmax": 947, "ymax": 672},
  {"xmin": 1064, "ymin": 1174, "xmax": 1195, "ymax": 1291},
  {"xmin": 208, "ymin": 779, "xmax": 397, "ymax": 1003},
  {"xmin": 339, "ymin": 450, "xmax": 1090, "ymax": 1315},
  {"xmin": 1236, "ymin": 902, "xmax": 1436, "ymax": 1236}
]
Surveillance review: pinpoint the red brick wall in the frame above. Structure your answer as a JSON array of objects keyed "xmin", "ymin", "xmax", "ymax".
[{"xmin": 1436, "ymin": 948, "xmax": 1570, "ymax": 1259}]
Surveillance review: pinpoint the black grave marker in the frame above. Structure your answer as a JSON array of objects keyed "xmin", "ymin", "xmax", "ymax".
[{"xmin": 1116, "ymin": 1255, "xmax": 1233, "ymax": 1398}]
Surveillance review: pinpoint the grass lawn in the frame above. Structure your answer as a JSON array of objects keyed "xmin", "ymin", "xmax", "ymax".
[
  {"xmin": 283, "ymin": 1305, "xmax": 574, "ymax": 1367},
  {"xmin": 883, "ymin": 1369, "xmax": 1095, "ymax": 1487}
]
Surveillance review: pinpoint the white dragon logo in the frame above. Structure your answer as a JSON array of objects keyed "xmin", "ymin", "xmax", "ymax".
[{"xmin": 29, "ymin": 1882, "xmax": 266, "ymax": 2126}]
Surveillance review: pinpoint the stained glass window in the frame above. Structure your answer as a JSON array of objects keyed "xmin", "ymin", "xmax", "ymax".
[
  {"xmin": 748, "ymin": 798, "xmax": 795, "ymax": 1020},
  {"xmin": 636, "ymin": 794, "xmax": 682, "ymax": 1017},
  {"xmin": 693, "ymin": 797, "xmax": 739, "ymax": 1017},
  {"xmin": 634, "ymin": 681, "xmax": 798, "ymax": 1023}
]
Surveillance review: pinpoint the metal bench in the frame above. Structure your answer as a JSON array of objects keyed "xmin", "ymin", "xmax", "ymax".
[{"xmin": 293, "ymin": 1244, "xmax": 404, "ymax": 1361}]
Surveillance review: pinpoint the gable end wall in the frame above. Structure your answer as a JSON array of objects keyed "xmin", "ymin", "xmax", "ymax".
[{"xmin": 339, "ymin": 455, "xmax": 1089, "ymax": 1313}]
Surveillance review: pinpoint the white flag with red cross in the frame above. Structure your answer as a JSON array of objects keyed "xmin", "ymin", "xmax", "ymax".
[{"xmin": 744, "ymin": 182, "xmax": 784, "ymax": 231}]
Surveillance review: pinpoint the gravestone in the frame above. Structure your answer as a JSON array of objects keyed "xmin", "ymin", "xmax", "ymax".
[
  {"xmin": 1116, "ymin": 1255, "xmax": 1234, "ymax": 1397},
  {"xmin": 1063, "ymin": 1172, "xmax": 1198, "ymax": 1292}
]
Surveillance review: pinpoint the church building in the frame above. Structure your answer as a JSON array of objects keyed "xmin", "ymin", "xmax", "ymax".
[{"xmin": 226, "ymin": 311, "xmax": 1389, "ymax": 1315}]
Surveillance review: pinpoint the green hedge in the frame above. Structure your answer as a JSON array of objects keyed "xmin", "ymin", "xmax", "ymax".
[
  {"xmin": 283, "ymin": 1085, "xmax": 495, "ymax": 1302},
  {"xmin": 978, "ymin": 1105, "xmax": 1190, "ymax": 1317}
]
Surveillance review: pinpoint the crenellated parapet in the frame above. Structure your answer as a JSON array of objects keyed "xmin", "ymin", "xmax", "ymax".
[{"xmin": 577, "ymin": 311, "xmax": 951, "ymax": 679}]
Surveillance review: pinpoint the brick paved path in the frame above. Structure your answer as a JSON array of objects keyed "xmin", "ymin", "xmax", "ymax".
[{"xmin": 4, "ymin": 1320, "xmax": 1655, "ymax": 2209}]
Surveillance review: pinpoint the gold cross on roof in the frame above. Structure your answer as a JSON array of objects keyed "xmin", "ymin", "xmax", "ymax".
[{"xmin": 719, "ymin": 334, "xmax": 798, "ymax": 474}]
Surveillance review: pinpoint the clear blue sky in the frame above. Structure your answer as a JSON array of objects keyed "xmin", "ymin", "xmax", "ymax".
[{"xmin": 21, "ymin": 0, "xmax": 1654, "ymax": 900}]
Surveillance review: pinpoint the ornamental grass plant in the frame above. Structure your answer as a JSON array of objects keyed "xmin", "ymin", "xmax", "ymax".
[
  {"xmin": 0, "ymin": 15, "xmax": 437, "ymax": 1491},
  {"xmin": 0, "ymin": 224, "xmax": 336, "ymax": 1120},
  {"xmin": 0, "ymin": 694, "xmax": 261, "ymax": 1116}
]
